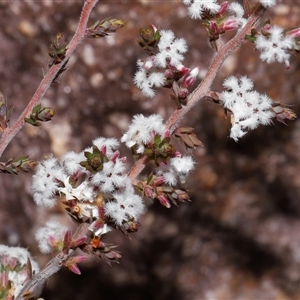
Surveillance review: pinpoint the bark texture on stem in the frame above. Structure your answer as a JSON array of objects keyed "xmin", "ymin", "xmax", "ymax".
[
  {"xmin": 15, "ymin": 223, "xmax": 90, "ymax": 300},
  {"xmin": 0, "ymin": 0, "xmax": 99, "ymax": 158}
]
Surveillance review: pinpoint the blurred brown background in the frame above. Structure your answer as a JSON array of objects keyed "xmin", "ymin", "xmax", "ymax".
[{"xmin": 0, "ymin": 1, "xmax": 300, "ymax": 299}]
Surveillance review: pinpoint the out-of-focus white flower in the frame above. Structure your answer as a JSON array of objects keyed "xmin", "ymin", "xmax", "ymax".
[
  {"xmin": 259, "ymin": 0, "xmax": 276, "ymax": 8},
  {"xmin": 228, "ymin": 2, "xmax": 247, "ymax": 28},
  {"xmin": 0, "ymin": 245, "xmax": 39, "ymax": 297},
  {"xmin": 158, "ymin": 155, "xmax": 195, "ymax": 185},
  {"xmin": 170, "ymin": 156, "xmax": 195, "ymax": 183},
  {"xmin": 35, "ymin": 220, "xmax": 68, "ymax": 254},
  {"xmin": 183, "ymin": 0, "xmax": 220, "ymax": 19}
]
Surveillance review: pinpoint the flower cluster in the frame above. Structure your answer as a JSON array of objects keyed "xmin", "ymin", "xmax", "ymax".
[
  {"xmin": 136, "ymin": 154, "xmax": 195, "ymax": 208},
  {"xmin": 159, "ymin": 155, "xmax": 195, "ymax": 185},
  {"xmin": 134, "ymin": 27, "xmax": 189, "ymax": 98},
  {"xmin": 221, "ymin": 76, "xmax": 274, "ymax": 141},
  {"xmin": 255, "ymin": 24, "xmax": 295, "ymax": 69},
  {"xmin": 183, "ymin": 1, "xmax": 246, "ymax": 51},
  {"xmin": 121, "ymin": 114, "xmax": 166, "ymax": 154},
  {"xmin": 32, "ymin": 137, "xmax": 145, "ymax": 240},
  {"xmin": 135, "ymin": 155, "xmax": 195, "ymax": 209},
  {"xmin": 0, "ymin": 245, "xmax": 39, "ymax": 298},
  {"xmin": 122, "ymin": 114, "xmax": 195, "ymax": 208}
]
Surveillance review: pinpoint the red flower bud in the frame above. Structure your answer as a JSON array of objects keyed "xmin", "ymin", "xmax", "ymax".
[{"xmin": 158, "ymin": 194, "xmax": 171, "ymax": 208}]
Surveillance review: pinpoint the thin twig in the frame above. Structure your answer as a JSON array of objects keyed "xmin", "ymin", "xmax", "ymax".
[
  {"xmin": 15, "ymin": 223, "xmax": 91, "ymax": 300},
  {"xmin": 0, "ymin": 0, "xmax": 99, "ymax": 158}
]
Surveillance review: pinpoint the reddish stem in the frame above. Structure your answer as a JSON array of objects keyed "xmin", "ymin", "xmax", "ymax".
[{"xmin": 0, "ymin": 0, "xmax": 98, "ymax": 158}]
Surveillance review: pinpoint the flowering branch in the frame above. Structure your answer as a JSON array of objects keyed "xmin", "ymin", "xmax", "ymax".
[
  {"xmin": 129, "ymin": 3, "xmax": 266, "ymax": 180},
  {"xmin": 2, "ymin": 1, "xmax": 298, "ymax": 298},
  {"xmin": 165, "ymin": 4, "xmax": 266, "ymax": 132},
  {"xmin": 0, "ymin": 0, "xmax": 99, "ymax": 159}
]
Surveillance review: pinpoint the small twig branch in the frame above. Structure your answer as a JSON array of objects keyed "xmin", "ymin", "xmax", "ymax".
[
  {"xmin": 165, "ymin": 4, "xmax": 266, "ymax": 133},
  {"xmin": 0, "ymin": 0, "xmax": 99, "ymax": 159},
  {"xmin": 128, "ymin": 4, "xmax": 266, "ymax": 181},
  {"xmin": 15, "ymin": 253, "xmax": 72, "ymax": 300},
  {"xmin": 16, "ymin": 223, "xmax": 90, "ymax": 300}
]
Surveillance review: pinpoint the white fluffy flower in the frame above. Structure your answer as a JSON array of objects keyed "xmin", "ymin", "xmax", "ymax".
[
  {"xmin": 183, "ymin": 0, "xmax": 220, "ymax": 19},
  {"xmin": 121, "ymin": 114, "xmax": 166, "ymax": 153},
  {"xmin": 91, "ymin": 160, "xmax": 128, "ymax": 193},
  {"xmin": 92, "ymin": 137, "xmax": 120, "ymax": 157},
  {"xmin": 0, "ymin": 245, "xmax": 39, "ymax": 297},
  {"xmin": 221, "ymin": 76, "xmax": 274, "ymax": 141},
  {"xmin": 134, "ymin": 67, "xmax": 165, "ymax": 98},
  {"xmin": 62, "ymin": 151, "xmax": 87, "ymax": 176},
  {"xmin": 155, "ymin": 30, "xmax": 188, "ymax": 68},
  {"xmin": 133, "ymin": 29, "xmax": 188, "ymax": 97},
  {"xmin": 228, "ymin": 2, "xmax": 247, "ymax": 28},
  {"xmin": 32, "ymin": 157, "xmax": 67, "ymax": 208},
  {"xmin": 259, "ymin": 0, "xmax": 276, "ymax": 8},
  {"xmin": 157, "ymin": 155, "xmax": 195, "ymax": 185},
  {"xmin": 255, "ymin": 25, "xmax": 295, "ymax": 68},
  {"xmin": 35, "ymin": 220, "xmax": 68, "ymax": 254},
  {"xmin": 170, "ymin": 156, "xmax": 195, "ymax": 173},
  {"xmin": 105, "ymin": 185, "xmax": 145, "ymax": 226}
]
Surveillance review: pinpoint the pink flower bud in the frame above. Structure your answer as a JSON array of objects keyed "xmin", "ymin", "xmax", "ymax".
[
  {"xmin": 178, "ymin": 88, "xmax": 189, "ymax": 99},
  {"xmin": 181, "ymin": 67, "xmax": 200, "ymax": 88},
  {"xmin": 144, "ymin": 187, "xmax": 154, "ymax": 198},
  {"xmin": 101, "ymin": 145, "xmax": 107, "ymax": 156},
  {"xmin": 173, "ymin": 151, "xmax": 182, "ymax": 158},
  {"xmin": 144, "ymin": 56, "xmax": 156, "ymax": 70},
  {"xmin": 209, "ymin": 21, "xmax": 219, "ymax": 34},
  {"xmin": 287, "ymin": 27, "xmax": 300, "ymax": 38},
  {"xmin": 164, "ymin": 69, "xmax": 174, "ymax": 79},
  {"xmin": 72, "ymin": 236, "xmax": 87, "ymax": 248},
  {"xmin": 222, "ymin": 17, "xmax": 239, "ymax": 31},
  {"xmin": 151, "ymin": 24, "xmax": 158, "ymax": 32},
  {"xmin": 110, "ymin": 150, "xmax": 120, "ymax": 163},
  {"xmin": 162, "ymin": 130, "xmax": 170, "ymax": 139},
  {"xmin": 63, "ymin": 257, "xmax": 85, "ymax": 275},
  {"xmin": 263, "ymin": 23, "xmax": 272, "ymax": 31},
  {"xmin": 176, "ymin": 64, "xmax": 190, "ymax": 76},
  {"xmin": 154, "ymin": 175, "xmax": 165, "ymax": 186},
  {"xmin": 158, "ymin": 194, "xmax": 171, "ymax": 208},
  {"xmin": 219, "ymin": 1, "xmax": 228, "ymax": 15},
  {"xmin": 1, "ymin": 271, "xmax": 8, "ymax": 287},
  {"xmin": 48, "ymin": 235, "xmax": 56, "ymax": 247},
  {"xmin": 120, "ymin": 156, "xmax": 127, "ymax": 163}
]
